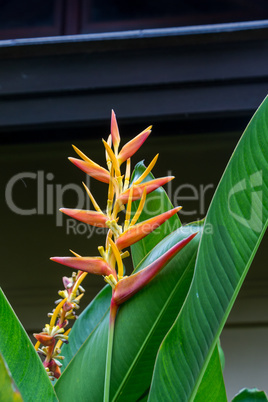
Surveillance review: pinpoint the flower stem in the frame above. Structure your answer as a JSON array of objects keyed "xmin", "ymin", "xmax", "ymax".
[{"xmin": 103, "ymin": 299, "xmax": 118, "ymax": 402}]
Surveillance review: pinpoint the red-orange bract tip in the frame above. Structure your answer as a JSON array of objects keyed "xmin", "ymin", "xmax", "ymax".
[
  {"xmin": 112, "ymin": 232, "xmax": 198, "ymax": 305},
  {"xmin": 50, "ymin": 256, "xmax": 115, "ymax": 277},
  {"xmin": 116, "ymin": 206, "xmax": 182, "ymax": 250},
  {"xmin": 60, "ymin": 208, "xmax": 109, "ymax": 227},
  {"xmin": 34, "ymin": 333, "xmax": 55, "ymax": 346},
  {"xmin": 69, "ymin": 157, "xmax": 110, "ymax": 183},
  {"xmin": 111, "ymin": 110, "xmax": 120, "ymax": 149},
  {"xmin": 119, "ymin": 176, "xmax": 174, "ymax": 204},
  {"xmin": 118, "ymin": 127, "xmax": 152, "ymax": 164}
]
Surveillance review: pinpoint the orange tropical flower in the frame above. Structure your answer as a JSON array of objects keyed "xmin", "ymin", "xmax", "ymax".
[
  {"xmin": 110, "ymin": 110, "xmax": 120, "ymax": 153},
  {"xmin": 60, "ymin": 208, "xmax": 109, "ymax": 227},
  {"xmin": 112, "ymin": 233, "xmax": 197, "ymax": 306},
  {"xmin": 50, "ymin": 256, "xmax": 116, "ymax": 278},
  {"xmin": 69, "ymin": 157, "xmax": 110, "ymax": 183},
  {"xmin": 118, "ymin": 176, "xmax": 174, "ymax": 204},
  {"xmin": 117, "ymin": 126, "xmax": 152, "ymax": 164},
  {"xmin": 116, "ymin": 206, "xmax": 182, "ymax": 250},
  {"xmin": 40, "ymin": 110, "xmax": 194, "ymax": 387}
]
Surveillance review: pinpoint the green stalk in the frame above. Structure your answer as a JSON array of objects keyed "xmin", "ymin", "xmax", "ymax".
[{"xmin": 103, "ymin": 299, "xmax": 118, "ymax": 402}]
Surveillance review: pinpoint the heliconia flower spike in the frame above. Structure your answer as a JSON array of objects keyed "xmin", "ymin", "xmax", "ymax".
[
  {"xmin": 112, "ymin": 233, "xmax": 197, "ymax": 305},
  {"xmin": 111, "ymin": 110, "xmax": 120, "ymax": 153},
  {"xmin": 60, "ymin": 208, "xmax": 109, "ymax": 228},
  {"xmin": 38, "ymin": 110, "xmax": 196, "ymax": 386},
  {"xmin": 117, "ymin": 126, "xmax": 152, "ymax": 165},
  {"xmin": 116, "ymin": 206, "xmax": 182, "ymax": 250},
  {"xmin": 69, "ymin": 157, "xmax": 110, "ymax": 183},
  {"xmin": 118, "ymin": 176, "xmax": 174, "ymax": 204},
  {"xmin": 50, "ymin": 256, "xmax": 116, "ymax": 278}
]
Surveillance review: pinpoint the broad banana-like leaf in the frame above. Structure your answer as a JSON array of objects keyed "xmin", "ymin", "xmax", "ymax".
[
  {"xmin": 0, "ymin": 288, "xmax": 58, "ymax": 401},
  {"xmin": 149, "ymin": 97, "xmax": 268, "ymax": 400}
]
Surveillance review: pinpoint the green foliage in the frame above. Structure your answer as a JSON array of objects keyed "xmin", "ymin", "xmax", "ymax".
[
  {"xmin": 232, "ymin": 388, "xmax": 268, "ymax": 402},
  {"xmin": 194, "ymin": 345, "xmax": 227, "ymax": 402},
  {"xmin": 0, "ymin": 288, "xmax": 58, "ymax": 401}
]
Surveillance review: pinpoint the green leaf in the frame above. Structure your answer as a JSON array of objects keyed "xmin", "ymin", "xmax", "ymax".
[
  {"xmin": 55, "ymin": 222, "xmax": 202, "ymax": 401},
  {"xmin": 0, "ymin": 352, "xmax": 23, "ymax": 402},
  {"xmin": 148, "ymin": 97, "xmax": 268, "ymax": 400},
  {"xmin": 217, "ymin": 339, "xmax": 225, "ymax": 372},
  {"xmin": 0, "ymin": 288, "xmax": 58, "ymax": 401},
  {"xmin": 194, "ymin": 344, "xmax": 227, "ymax": 402},
  {"xmin": 232, "ymin": 388, "xmax": 268, "ymax": 401},
  {"xmin": 131, "ymin": 161, "xmax": 181, "ymax": 268}
]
